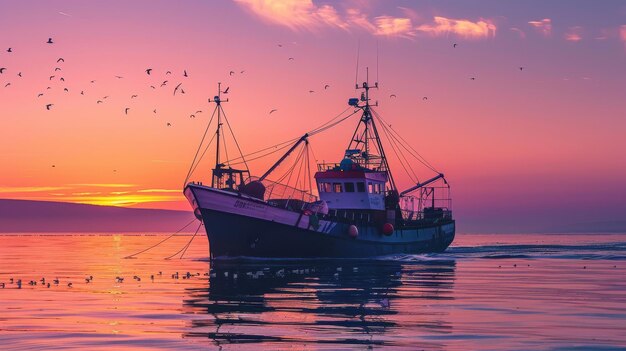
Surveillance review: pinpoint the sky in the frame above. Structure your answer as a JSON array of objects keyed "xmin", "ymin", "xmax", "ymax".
[{"xmin": 1, "ymin": 0, "xmax": 625, "ymax": 232}]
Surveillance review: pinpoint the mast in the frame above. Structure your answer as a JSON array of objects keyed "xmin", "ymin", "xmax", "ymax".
[
  {"xmin": 347, "ymin": 68, "xmax": 397, "ymax": 191},
  {"xmin": 208, "ymin": 83, "xmax": 228, "ymax": 187}
]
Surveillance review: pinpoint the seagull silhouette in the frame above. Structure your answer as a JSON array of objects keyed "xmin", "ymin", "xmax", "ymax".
[
  {"xmin": 173, "ymin": 83, "xmax": 182, "ymax": 96},
  {"xmin": 6, "ymin": 48, "xmax": 12, "ymax": 53},
  {"xmin": 288, "ymin": 57, "xmax": 294, "ymax": 60},
  {"xmin": 60, "ymin": 77, "xmax": 64, "ymax": 82},
  {"xmin": 5, "ymin": 83, "xmax": 10, "ymax": 87},
  {"xmin": 80, "ymin": 91, "xmax": 84, "ymax": 95},
  {"xmin": 161, "ymin": 80, "xmax": 168, "ymax": 87},
  {"xmin": 453, "ymin": 43, "xmax": 458, "ymax": 48},
  {"xmin": 125, "ymin": 108, "xmax": 130, "ymax": 115},
  {"xmin": 181, "ymin": 88, "xmax": 185, "ymax": 94},
  {"xmin": 166, "ymin": 71, "xmax": 172, "ymax": 75},
  {"xmin": 46, "ymin": 104, "xmax": 53, "ymax": 110},
  {"xmin": 146, "ymin": 68, "xmax": 152, "ymax": 75},
  {"xmin": 115, "ymin": 75, "xmax": 123, "ymax": 79},
  {"xmin": 90, "ymin": 80, "xmax": 96, "ymax": 83},
  {"xmin": 309, "ymin": 90, "xmax": 314, "ymax": 93},
  {"xmin": 183, "ymin": 70, "xmax": 188, "ymax": 77},
  {"xmin": 229, "ymin": 70, "xmax": 235, "ymax": 76},
  {"xmin": 390, "ymin": 94, "xmax": 397, "ymax": 98},
  {"xmin": 131, "ymin": 94, "xmax": 138, "ymax": 98},
  {"xmin": 55, "ymin": 67, "xmax": 61, "ymax": 71},
  {"xmin": 269, "ymin": 109, "xmax": 277, "ymax": 114},
  {"xmin": 166, "ymin": 122, "xmax": 171, "ymax": 127},
  {"xmin": 423, "ymin": 96, "xmax": 428, "ymax": 100},
  {"xmin": 57, "ymin": 58, "xmax": 64, "ymax": 63},
  {"xmin": 195, "ymin": 110, "xmax": 202, "ymax": 113},
  {"xmin": 63, "ymin": 87, "xmax": 69, "ymax": 92},
  {"xmin": 150, "ymin": 85, "xmax": 156, "ymax": 89},
  {"xmin": 240, "ymin": 70, "xmax": 245, "ymax": 74},
  {"xmin": 153, "ymin": 109, "xmax": 157, "ymax": 114},
  {"xmin": 189, "ymin": 114, "xmax": 195, "ymax": 118},
  {"xmin": 103, "ymin": 96, "xmax": 109, "ymax": 99},
  {"xmin": 0, "ymin": 68, "xmax": 6, "ymax": 74},
  {"xmin": 17, "ymin": 72, "xmax": 22, "ymax": 77},
  {"xmin": 47, "ymin": 38, "xmax": 53, "ymax": 44},
  {"xmin": 519, "ymin": 66, "xmax": 524, "ymax": 71},
  {"xmin": 38, "ymin": 93, "xmax": 44, "ymax": 97},
  {"xmin": 470, "ymin": 77, "xmax": 476, "ymax": 80},
  {"xmin": 97, "ymin": 100, "xmax": 103, "ymax": 104},
  {"xmin": 223, "ymin": 87, "xmax": 230, "ymax": 94},
  {"xmin": 324, "ymin": 84, "xmax": 330, "ymax": 90}
]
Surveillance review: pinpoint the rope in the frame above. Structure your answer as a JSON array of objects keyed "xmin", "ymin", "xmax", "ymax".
[
  {"xmin": 124, "ymin": 218, "xmax": 198, "ymax": 259},
  {"xmin": 220, "ymin": 106, "xmax": 249, "ymax": 171},
  {"xmin": 164, "ymin": 222, "xmax": 203, "ymax": 260}
]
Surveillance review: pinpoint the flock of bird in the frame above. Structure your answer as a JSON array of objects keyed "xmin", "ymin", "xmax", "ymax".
[{"xmin": 0, "ymin": 265, "xmax": 367, "ymax": 290}]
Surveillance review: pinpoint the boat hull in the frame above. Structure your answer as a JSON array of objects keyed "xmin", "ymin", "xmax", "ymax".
[{"xmin": 185, "ymin": 184, "xmax": 455, "ymax": 259}]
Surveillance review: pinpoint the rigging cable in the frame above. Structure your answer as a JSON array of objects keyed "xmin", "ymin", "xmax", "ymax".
[
  {"xmin": 165, "ymin": 222, "xmax": 203, "ymax": 260},
  {"xmin": 220, "ymin": 105, "xmax": 249, "ymax": 171},
  {"xmin": 183, "ymin": 106, "xmax": 218, "ymax": 186},
  {"xmin": 123, "ymin": 218, "xmax": 198, "ymax": 259}
]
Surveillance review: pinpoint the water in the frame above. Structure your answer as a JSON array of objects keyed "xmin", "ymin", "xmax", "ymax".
[{"xmin": 1, "ymin": 233, "xmax": 625, "ymax": 350}]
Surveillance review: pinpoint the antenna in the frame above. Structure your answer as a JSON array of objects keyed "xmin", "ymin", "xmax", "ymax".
[
  {"xmin": 376, "ymin": 39, "xmax": 379, "ymax": 85},
  {"xmin": 354, "ymin": 39, "xmax": 360, "ymax": 89}
]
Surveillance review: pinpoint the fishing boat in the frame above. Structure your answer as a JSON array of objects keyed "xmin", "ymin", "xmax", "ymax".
[{"xmin": 183, "ymin": 77, "xmax": 454, "ymax": 259}]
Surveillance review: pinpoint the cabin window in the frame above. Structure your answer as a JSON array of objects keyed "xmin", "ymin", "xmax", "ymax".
[
  {"xmin": 368, "ymin": 183, "xmax": 374, "ymax": 193},
  {"xmin": 333, "ymin": 183, "xmax": 343, "ymax": 193},
  {"xmin": 356, "ymin": 182, "xmax": 365, "ymax": 192},
  {"xmin": 345, "ymin": 182, "xmax": 355, "ymax": 192},
  {"xmin": 375, "ymin": 183, "xmax": 381, "ymax": 193},
  {"xmin": 324, "ymin": 183, "xmax": 331, "ymax": 193}
]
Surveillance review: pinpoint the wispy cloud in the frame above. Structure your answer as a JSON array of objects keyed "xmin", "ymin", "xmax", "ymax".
[
  {"xmin": 374, "ymin": 16, "xmax": 415, "ymax": 37},
  {"xmin": 0, "ymin": 186, "xmax": 68, "ymax": 193},
  {"xmin": 565, "ymin": 26, "xmax": 583, "ymax": 41},
  {"xmin": 234, "ymin": 0, "xmax": 496, "ymax": 39},
  {"xmin": 137, "ymin": 189, "xmax": 182, "ymax": 193},
  {"xmin": 68, "ymin": 183, "xmax": 137, "ymax": 188},
  {"xmin": 621, "ymin": 25, "xmax": 626, "ymax": 42},
  {"xmin": 416, "ymin": 16, "xmax": 496, "ymax": 39},
  {"xmin": 528, "ymin": 18, "xmax": 552, "ymax": 36}
]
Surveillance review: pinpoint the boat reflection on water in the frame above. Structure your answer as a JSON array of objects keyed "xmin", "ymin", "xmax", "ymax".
[{"xmin": 183, "ymin": 259, "xmax": 456, "ymax": 349}]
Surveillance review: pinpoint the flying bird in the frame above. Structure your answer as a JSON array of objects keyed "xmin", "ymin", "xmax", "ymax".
[
  {"xmin": 422, "ymin": 96, "xmax": 428, "ymax": 100},
  {"xmin": 453, "ymin": 43, "xmax": 458, "ymax": 48},
  {"xmin": 54, "ymin": 67, "xmax": 61, "ymax": 71},
  {"xmin": 17, "ymin": 72, "xmax": 22, "ymax": 77},
  {"xmin": 125, "ymin": 108, "xmax": 130, "ymax": 115},
  {"xmin": 97, "ymin": 100, "xmax": 103, "ymax": 104},
  {"xmin": 153, "ymin": 109, "xmax": 157, "ymax": 114},
  {"xmin": 195, "ymin": 110, "xmax": 202, "ymax": 113},
  {"xmin": 146, "ymin": 68, "xmax": 152, "ymax": 75},
  {"xmin": 38, "ymin": 93, "xmax": 44, "ymax": 97},
  {"xmin": 166, "ymin": 71, "xmax": 172, "ymax": 75},
  {"xmin": 46, "ymin": 104, "xmax": 53, "ymax": 110},
  {"xmin": 150, "ymin": 85, "xmax": 156, "ymax": 89},
  {"xmin": 277, "ymin": 44, "xmax": 283, "ymax": 47},
  {"xmin": 223, "ymin": 86, "xmax": 230, "ymax": 94},
  {"xmin": 389, "ymin": 94, "xmax": 397, "ymax": 98},
  {"xmin": 103, "ymin": 96, "xmax": 109, "ymax": 99},
  {"xmin": 470, "ymin": 77, "xmax": 476, "ymax": 80},
  {"xmin": 52, "ymin": 164, "xmax": 56, "ymax": 167},
  {"xmin": 240, "ymin": 70, "xmax": 245, "ymax": 74},
  {"xmin": 4, "ymin": 83, "xmax": 10, "ymax": 87},
  {"xmin": 0, "ymin": 68, "xmax": 6, "ymax": 74},
  {"xmin": 324, "ymin": 84, "xmax": 330, "ymax": 90},
  {"xmin": 183, "ymin": 70, "xmax": 188, "ymax": 77},
  {"xmin": 519, "ymin": 66, "xmax": 524, "ymax": 71},
  {"xmin": 80, "ymin": 91, "xmax": 84, "ymax": 95},
  {"xmin": 131, "ymin": 94, "xmax": 138, "ymax": 98},
  {"xmin": 166, "ymin": 122, "xmax": 171, "ymax": 127},
  {"xmin": 115, "ymin": 75, "xmax": 123, "ymax": 79},
  {"xmin": 309, "ymin": 90, "xmax": 314, "ymax": 93},
  {"xmin": 60, "ymin": 77, "xmax": 65, "ymax": 82},
  {"xmin": 229, "ymin": 70, "xmax": 235, "ymax": 76},
  {"xmin": 47, "ymin": 38, "xmax": 54, "ymax": 44},
  {"xmin": 90, "ymin": 80, "xmax": 96, "ymax": 83},
  {"xmin": 57, "ymin": 58, "xmax": 64, "ymax": 63},
  {"xmin": 6, "ymin": 48, "xmax": 12, "ymax": 53},
  {"xmin": 161, "ymin": 80, "xmax": 168, "ymax": 87},
  {"xmin": 189, "ymin": 114, "xmax": 195, "ymax": 118},
  {"xmin": 269, "ymin": 109, "xmax": 277, "ymax": 114},
  {"xmin": 173, "ymin": 83, "xmax": 182, "ymax": 96},
  {"xmin": 288, "ymin": 57, "xmax": 294, "ymax": 60},
  {"xmin": 63, "ymin": 87, "xmax": 69, "ymax": 92}
]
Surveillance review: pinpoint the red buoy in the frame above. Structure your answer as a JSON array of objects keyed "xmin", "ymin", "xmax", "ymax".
[
  {"xmin": 382, "ymin": 223, "xmax": 394, "ymax": 236},
  {"xmin": 348, "ymin": 225, "xmax": 358, "ymax": 238}
]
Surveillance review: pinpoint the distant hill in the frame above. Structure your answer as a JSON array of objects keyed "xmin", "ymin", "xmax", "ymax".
[{"xmin": 0, "ymin": 199, "xmax": 195, "ymax": 233}]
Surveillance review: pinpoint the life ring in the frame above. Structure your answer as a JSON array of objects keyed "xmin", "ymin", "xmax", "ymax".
[
  {"xmin": 348, "ymin": 225, "xmax": 358, "ymax": 238},
  {"xmin": 381, "ymin": 223, "xmax": 394, "ymax": 236}
]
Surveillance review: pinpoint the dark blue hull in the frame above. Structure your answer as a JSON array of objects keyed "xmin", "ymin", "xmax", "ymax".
[{"xmin": 198, "ymin": 208, "xmax": 455, "ymax": 259}]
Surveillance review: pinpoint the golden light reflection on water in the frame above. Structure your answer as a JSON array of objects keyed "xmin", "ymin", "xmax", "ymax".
[{"xmin": 1, "ymin": 234, "xmax": 625, "ymax": 350}]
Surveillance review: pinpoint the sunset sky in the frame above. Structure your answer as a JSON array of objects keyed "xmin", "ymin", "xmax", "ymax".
[{"xmin": 1, "ymin": 0, "xmax": 625, "ymax": 231}]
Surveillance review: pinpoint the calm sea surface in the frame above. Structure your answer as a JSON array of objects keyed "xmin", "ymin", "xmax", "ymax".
[{"xmin": 1, "ymin": 233, "xmax": 625, "ymax": 350}]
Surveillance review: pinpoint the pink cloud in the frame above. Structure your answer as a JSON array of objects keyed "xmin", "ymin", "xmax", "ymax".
[
  {"xmin": 528, "ymin": 18, "xmax": 552, "ymax": 36},
  {"xmin": 416, "ymin": 16, "xmax": 496, "ymax": 39},
  {"xmin": 564, "ymin": 26, "xmax": 583, "ymax": 41},
  {"xmin": 374, "ymin": 16, "xmax": 415, "ymax": 37},
  {"xmin": 233, "ymin": 0, "xmax": 346, "ymax": 31},
  {"xmin": 621, "ymin": 25, "xmax": 626, "ymax": 42},
  {"xmin": 509, "ymin": 27, "xmax": 526, "ymax": 39}
]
